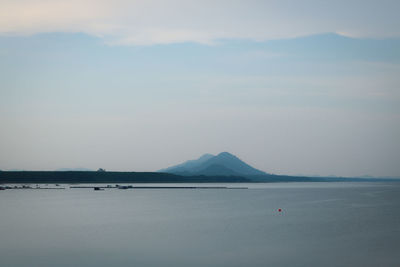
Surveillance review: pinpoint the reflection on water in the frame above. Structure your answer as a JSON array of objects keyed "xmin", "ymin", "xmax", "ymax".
[{"xmin": 0, "ymin": 182, "xmax": 399, "ymax": 267}]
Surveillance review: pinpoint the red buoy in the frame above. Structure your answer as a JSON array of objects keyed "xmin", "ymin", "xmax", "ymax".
[{"xmin": 278, "ymin": 208, "xmax": 282, "ymax": 212}]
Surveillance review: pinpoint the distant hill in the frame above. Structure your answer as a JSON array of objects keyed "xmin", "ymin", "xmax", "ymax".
[
  {"xmin": 159, "ymin": 152, "xmax": 267, "ymax": 176},
  {"xmin": 2, "ymin": 151, "xmax": 397, "ymax": 183}
]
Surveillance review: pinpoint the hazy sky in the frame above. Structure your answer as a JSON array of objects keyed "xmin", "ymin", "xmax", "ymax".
[{"xmin": 0, "ymin": 1, "xmax": 400, "ymax": 177}]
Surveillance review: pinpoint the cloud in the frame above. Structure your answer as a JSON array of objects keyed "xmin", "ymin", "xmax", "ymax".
[{"xmin": 0, "ymin": 0, "xmax": 399, "ymax": 45}]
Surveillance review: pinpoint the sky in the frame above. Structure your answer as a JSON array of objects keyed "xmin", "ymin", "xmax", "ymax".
[{"xmin": 0, "ymin": 0, "xmax": 400, "ymax": 177}]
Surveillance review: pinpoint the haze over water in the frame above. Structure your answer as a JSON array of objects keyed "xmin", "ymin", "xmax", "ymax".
[
  {"xmin": 1, "ymin": 182, "xmax": 399, "ymax": 267},
  {"xmin": 1, "ymin": 1, "xmax": 400, "ymax": 178}
]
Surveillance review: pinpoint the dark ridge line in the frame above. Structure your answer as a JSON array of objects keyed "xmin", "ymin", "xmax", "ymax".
[
  {"xmin": 0, "ymin": 171, "xmax": 250, "ymax": 183},
  {"xmin": 0, "ymin": 171, "xmax": 398, "ymax": 184}
]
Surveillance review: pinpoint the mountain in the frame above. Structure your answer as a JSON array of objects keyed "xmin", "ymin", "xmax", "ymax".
[
  {"xmin": 158, "ymin": 152, "xmax": 267, "ymax": 177},
  {"xmin": 159, "ymin": 153, "xmax": 214, "ymax": 174}
]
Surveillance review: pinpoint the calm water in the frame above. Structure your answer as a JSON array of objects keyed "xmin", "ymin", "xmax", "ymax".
[{"xmin": 0, "ymin": 182, "xmax": 399, "ymax": 267}]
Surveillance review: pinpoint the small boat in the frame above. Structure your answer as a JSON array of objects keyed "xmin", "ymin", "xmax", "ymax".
[
  {"xmin": 117, "ymin": 185, "xmax": 132, "ymax": 189},
  {"xmin": 94, "ymin": 187, "xmax": 104, "ymax": 191}
]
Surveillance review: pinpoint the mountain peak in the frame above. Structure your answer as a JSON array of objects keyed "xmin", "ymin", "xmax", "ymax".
[
  {"xmin": 199, "ymin": 153, "xmax": 215, "ymax": 160},
  {"xmin": 159, "ymin": 152, "xmax": 266, "ymax": 177},
  {"xmin": 217, "ymin": 152, "xmax": 235, "ymax": 157}
]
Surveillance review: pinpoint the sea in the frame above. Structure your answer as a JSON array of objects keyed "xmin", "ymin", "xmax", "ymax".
[{"xmin": 0, "ymin": 182, "xmax": 399, "ymax": 267}]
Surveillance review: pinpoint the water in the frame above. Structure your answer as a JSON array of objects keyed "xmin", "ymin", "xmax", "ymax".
[{"xmin": 1, "ymin": 182, "xmax": 399, "ymax": 267}]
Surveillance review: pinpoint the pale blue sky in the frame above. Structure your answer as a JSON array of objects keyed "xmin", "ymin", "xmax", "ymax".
[{"xmin": 0, "ymin": 1, "xmax": 399, "ymax": 177}]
